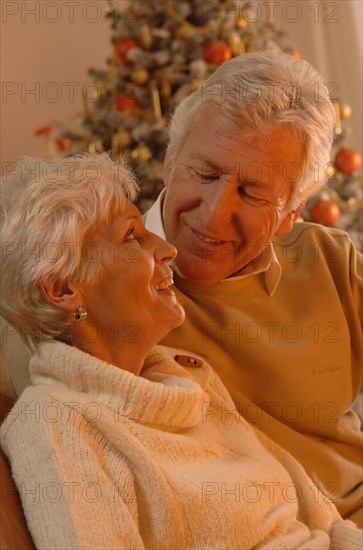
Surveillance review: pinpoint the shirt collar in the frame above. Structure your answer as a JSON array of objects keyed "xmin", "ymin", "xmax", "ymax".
[
  {"xmin": 144, "ymin": 189, "xmax": 281, "ymax": 296},
  {"xmin": 144, "ymin": 188, "xmax": 167, "ymax": 240},
  {"xmin": 226, "ymin": 244, "xmax": 281, "ymax": 296}
]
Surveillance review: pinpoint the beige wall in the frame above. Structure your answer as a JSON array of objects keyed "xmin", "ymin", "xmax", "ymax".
[
  {"xmin": 1, "ymin": 0, "xmax": 362, "ymax": 174},
  {"xmin": 1, "ymin": 0, "xmax": 111, "ymax": 171},
  {"xmin": 274, "ymin": 0, "xmax": 362, "ymax": 154}
]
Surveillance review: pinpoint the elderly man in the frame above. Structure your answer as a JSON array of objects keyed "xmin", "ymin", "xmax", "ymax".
[{"xmin": 144, "ymin": 51, "xmax": 362, "ymax": 524}]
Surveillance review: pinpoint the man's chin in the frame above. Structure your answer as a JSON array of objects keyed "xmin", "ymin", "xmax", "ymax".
[{"xmin": 173, "ymin": 259, "xmax": 229, "ymax": 287}]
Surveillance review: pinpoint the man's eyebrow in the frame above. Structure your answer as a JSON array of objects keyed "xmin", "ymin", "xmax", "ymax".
[
  {"xmin": 239, "ymin": 177, "xmax": 272, "ymax": 190},
  {"xmin": 189, "ymin": 153, "xmax": 276, "ymax": 190},
  {"xmin": 189, "ymin": 153, "xmax": 220, "ymax": 166}
]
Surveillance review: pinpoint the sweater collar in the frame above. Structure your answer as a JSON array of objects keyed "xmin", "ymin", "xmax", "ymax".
[{"xmin": 29, "ymin": 342, "xmax": 206, "ymax": 429}]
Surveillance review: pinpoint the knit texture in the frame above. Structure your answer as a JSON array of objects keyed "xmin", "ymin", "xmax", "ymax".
[{"xmin": 1, "ymin": 342, "xmax": 362, "ymax": 549}]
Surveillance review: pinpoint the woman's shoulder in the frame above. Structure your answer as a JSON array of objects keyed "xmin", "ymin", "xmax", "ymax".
[{"xmin": 0, "ymin": 382, "xmax": 87, "ymax": 446}]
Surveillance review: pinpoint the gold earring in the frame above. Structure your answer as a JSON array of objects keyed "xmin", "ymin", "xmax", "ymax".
[{"xmin": 73, "ymin": 307, "xmax": 87, "ymax": 321}]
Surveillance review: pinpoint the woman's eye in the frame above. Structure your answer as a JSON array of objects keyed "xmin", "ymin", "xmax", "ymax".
[{"xmin": 124, "ymin": 227, "xmax": 135, "ymax": 241}]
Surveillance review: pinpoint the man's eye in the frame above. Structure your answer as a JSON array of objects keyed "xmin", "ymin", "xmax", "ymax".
[
  {"xmin": 190, "ymin": 167, "xmax": 219, "ymax": 183},
  {"xmin": 238, "ymin": 187, "xmax": 266, "ymax": 205}
]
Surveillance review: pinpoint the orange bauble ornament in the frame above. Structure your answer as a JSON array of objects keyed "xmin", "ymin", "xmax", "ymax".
[
  {"xmin": 311, "ymin": 200, "xmax": 341, "ymax": 227},
  {"xmin": 56, "ymin": 138, "xmax": 73, "ymax": 152},
  {"xmin": 203, "ymin": 40, "xmax": 233, "ymax": 65},
  {"xmin": 115, "ymin": 95, "xmax": 141, "ymax": 111},
  {"xmin": 335, "ymin": 148, "xmax": 362, "ymax": 175},
  {"xmin": 114, "ymin": 38, "xmax": 140, "ymax": 65}
]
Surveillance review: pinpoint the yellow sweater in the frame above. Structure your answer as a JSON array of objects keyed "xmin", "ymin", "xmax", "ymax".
[{"xmin": 159, "ymin": 222, "xmax": 363, "ymax": 520}]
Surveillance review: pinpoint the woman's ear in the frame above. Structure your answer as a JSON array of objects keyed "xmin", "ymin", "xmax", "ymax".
[
  {"xmin": 275, "ymin": 201, "xmax": 306, "ymax": 236},
  {"xmin": 38, "ymin": 279, "xmax": 82, "ymax": 313}
]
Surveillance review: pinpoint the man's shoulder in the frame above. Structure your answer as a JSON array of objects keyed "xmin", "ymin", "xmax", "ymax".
[
  {"xmin": 274, "ymin": 221, "xmax": 351, "ymax": 247},
  {"xmin": 271, "ymin": 222, "xmax": 363, "ymax": 281},
  {"xmin": 273, "ymin": 222, "xmax": 355, "ymax": 264}
]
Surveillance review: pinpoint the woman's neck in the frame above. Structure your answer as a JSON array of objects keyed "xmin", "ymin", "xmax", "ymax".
[{"xmin": 71, "ymin": 322, "xmax": 151, "ymax": 375}]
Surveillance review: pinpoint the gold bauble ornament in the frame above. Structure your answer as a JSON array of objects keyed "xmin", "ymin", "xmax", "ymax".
[
  {"xmin": 326, "ymin": 165, "xmax": 336, "ymax": 179},
  {"xmin": 88, "ymin": 140, "xmax": 104, "ymax": 153},
  {"xmin": 236, "ymin": 16, "xmax": 248, "ymax": 30},
  {"xmin": 113, "ymin": 130, "xmax": 133, "ymax": 150},
  {"xmin": 339, "ymin": 103, "xmax": 352, "ymax": 120},
  {"xmin": 131, "ymin": 143, "xmax": 152, "ymax": 163},
  {"xmin": 131, "ymin": 68, "xmax": 150, "ymax": 86}
]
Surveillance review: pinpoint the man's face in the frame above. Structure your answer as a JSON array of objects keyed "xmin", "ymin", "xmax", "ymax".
[{"xmin": 162, "ymin": 105, "xmax": 304, "ymax": 286}]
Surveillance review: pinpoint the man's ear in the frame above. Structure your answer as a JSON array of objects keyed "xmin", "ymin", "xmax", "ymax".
[
  {"xmin": 162, "ymin": 152, "xmax": 174, "ymax": 188},
  {"xmin": 275, "ymin": 201, "xmax": 306, "ymax": 236},
  {"xmin": 38, "ymin": 279, "xmax": 83, "ymax": 313}
]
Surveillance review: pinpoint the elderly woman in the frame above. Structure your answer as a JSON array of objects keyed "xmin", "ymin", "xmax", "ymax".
[{"xmin": 0, "ymin": 154, "xmax": 361, "ymax": 549}]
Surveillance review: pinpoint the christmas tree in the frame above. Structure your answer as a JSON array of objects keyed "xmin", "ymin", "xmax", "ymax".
[
  {"xmin": 303, "ymin": 105, "xmax": 362, "ymax": 251},
  {"xmin": 40, "ymin": 0, "xmax": 362, "ymax": 249}
]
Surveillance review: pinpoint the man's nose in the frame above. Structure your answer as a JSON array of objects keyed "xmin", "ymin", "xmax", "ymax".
[{"xmin": 202, "ymin": 179, "xmax": 238, "ymax": 232}]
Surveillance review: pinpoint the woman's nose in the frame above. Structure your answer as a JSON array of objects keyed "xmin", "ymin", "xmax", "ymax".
[{"xmin": 154, "ymin": 234, "xmax": 177, "ymax": 263}]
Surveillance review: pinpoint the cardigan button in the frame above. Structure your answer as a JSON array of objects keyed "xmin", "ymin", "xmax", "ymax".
[{"xmin": 174, "ymin": 355, "xmax": 203, "ymax": 368}]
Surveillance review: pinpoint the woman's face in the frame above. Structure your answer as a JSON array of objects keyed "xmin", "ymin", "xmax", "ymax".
[{"xmin": 78, "ymin": 200, "xmax": 185, "ymax": 353}]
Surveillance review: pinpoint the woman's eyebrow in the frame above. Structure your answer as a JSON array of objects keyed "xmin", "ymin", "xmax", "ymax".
[{"xmin": 114, "ymin": 215, "xmax": 139, "ymax": 240}]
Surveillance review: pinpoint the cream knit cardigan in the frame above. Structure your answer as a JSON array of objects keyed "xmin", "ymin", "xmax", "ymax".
[{"xmin": 1, "ymin": 342, "xmax": 362, "ymax": 550}]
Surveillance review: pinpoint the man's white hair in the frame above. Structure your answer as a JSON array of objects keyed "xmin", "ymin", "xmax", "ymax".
[
  {"xmin": 1, "ymin": 153, "xmax": 138, "ymax": 351},
  {"xmin": 167, "ymin": 50, "xmax": 336, "ymax": 209}
]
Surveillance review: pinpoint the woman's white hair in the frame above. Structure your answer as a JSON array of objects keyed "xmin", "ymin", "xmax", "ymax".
[
  {"xmin": 167, "ymin": 50, "xmax": 336, "ymax": 209},
  {"xmin": 0, "ymin": 153, "xmax": 138, "ymax": 351}
]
